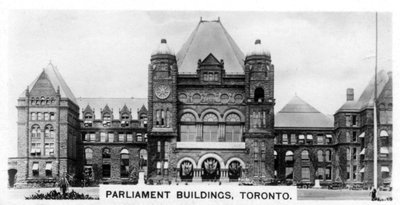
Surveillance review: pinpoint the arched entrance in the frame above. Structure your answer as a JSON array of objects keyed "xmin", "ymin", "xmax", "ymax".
[
  {"xmin": 180, "ymin": 160, "xmax": 194, "ymax": 182},
  {"xmin": 201, "ymin": 158, "xmax": 220, "ymax": 181},
  {"xmin": 8, "ymin": 169, "xmax": 17, "ymax": 188},
  {"xmin": 228, "ymin": 161, "xmax": 242, "ymax": 181}
]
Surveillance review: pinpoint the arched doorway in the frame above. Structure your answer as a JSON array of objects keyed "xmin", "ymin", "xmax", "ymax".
[
  {"xmin": 8, "ymin": 169, "xmax": 17, "ymax": 188},
  {"xmin": 228, "ymin": 161, "xmax": 242, "ymax": 181},
  {"xmin": 254, "ymin": 87, "xmax": 265, "ymax": 102},
  {"xmin": 180, "ymin": 160, "xmax": 194, "ymax": 182},
  {"xmin": 201, "ymin": 158, "xmax": 220, "ymax": 181}
]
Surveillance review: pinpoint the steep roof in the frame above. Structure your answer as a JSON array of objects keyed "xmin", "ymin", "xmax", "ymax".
[
  {"xmin": 275, "ymin": 96, "xmax": 333, "ymax": 128},
  {"xmin": 337, "ymin": 70, "xmax": 390, "ymax": 112},
  {"xmin": 76, "ymin": 98, "xmax": 147, "ymax": 120},
  {"xmin": 176, "ymin": 20, "xmax": 245, "ymax": 73},
  {"xmin": 21, "ymin": 63, "xmax": 77, "ymax": 104}
]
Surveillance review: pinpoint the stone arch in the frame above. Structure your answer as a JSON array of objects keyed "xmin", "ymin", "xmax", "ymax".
[
  {"xmin": 226, "ymin": 157, "xmax": 246, "ymax": 169},
  {"xmin": 197, "ymin": 153, "xmax": 225, "ymax": 169},
  {"xmin": 176, "ymin": 157, "xmax": 197, "ymax": 169},
  {"xmin": 199, "ymin": 109, "xmax": 222, "ymax": 122},
  {"xmin": 223, "ymin": 109, "xmax": 245, "ymax": 122},
  {"xmin": 179, "ymin": 109, "xmax": 200, "ymax": 121}
]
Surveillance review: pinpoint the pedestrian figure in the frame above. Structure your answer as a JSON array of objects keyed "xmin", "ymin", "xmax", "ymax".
[{"xmin": 370, "ymin": 188, "xmax": 377, "ymax": 201}]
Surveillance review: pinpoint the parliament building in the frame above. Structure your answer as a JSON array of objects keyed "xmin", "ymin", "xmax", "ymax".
[{"xmin": 8, "ymin": 18, "xmax": 392, "ymax": 188}]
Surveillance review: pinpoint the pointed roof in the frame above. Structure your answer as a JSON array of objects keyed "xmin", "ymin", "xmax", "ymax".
[
  {"xmin": 275, "ymin": 96, "xmax": 333, "ymax": 128},
  {"xmin": 176, "ymin": 19, "xmax": 245, "ymax": 73},
  {"xmin": 337, "ymin": 70, "xmax": 390, "ymax": 112},
  {"xmin": 200, "ymin": 53, "xmax": 223, "ymax": 67},
  {"xmin": 21, "ymin": 63, "xmax": 77, "ymax": 104},
  {"xmin": 83, "ymin": 104, "xmax": 93, "ymax": 113},
  {"xmin": 102, "ymin": 104, "xmax": 112, "ymax": 113},
  {"xmin": 139, "ymin": 104, "xmax": 148, "ymax": 113},
  {"xmin": 120, "ymin": 104, "xmax": 130, "ymax": 114}
]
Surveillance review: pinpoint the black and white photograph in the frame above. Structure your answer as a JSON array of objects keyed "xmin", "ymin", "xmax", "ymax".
[{"xmin": 0, "ymin": 2, "xmax": 397, "ymax": 204}]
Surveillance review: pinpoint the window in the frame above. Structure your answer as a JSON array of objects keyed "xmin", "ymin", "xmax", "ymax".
[
  {"xmin": 137, "ymin": 133, "xmax": 143, "ymax": 142},
  {"xmin": 32, "ymin": 162, "xmax": 39, "ymax": 177},
  {"xmin": 346, "ymin": 166, "xmax": 350, "ymax": 180},
  {"xmin": 225, "ymin": 125, "xmax": 242, "ymax": 142},
  {"xmin": 44, "ymin": 113, "xmax": 49, "ymax": 121},
  {"xmin": 50, "ymin": 113, "xmax": 55, "ymax": 120},
  {"xmin": 306, "ymin": 134, "xmax": 313, "ymax": 144},
  {"xmin": 325, "ymin": 150, "xmax": 332, "ymax": 162},
  {"xmin": 164, "ymin": 142, "xmax": 170, "ymax": 160},
  {"xmin": 103, "ymin": 113, "xmax": 111, "ymax": 121},
  {"xmin": 120, "ymin": 149, "xmax": 130, "ymax": 178},
  {"xmin": 301, "ymin": 150, "xmax": 309, "ymax": 162},
  {"xmin": 118, "ymin": 133, "xmax": 125, "ymax": 142},
  {"xmin": 301, "ymin": 167, "xmax": 310, "ymax": 181},
  {"xmin": 108, "ymin": 133, "xmax": 114, "ymax": 142},
  {"xmin": 352, "ymin": 131, "xmax": 357, "ymax": 142},
  {"xmin": 44, "ymin": 125, "xmax": 55, "ymax": 138},
  {"xmin": 285, "ymin": 167, "xmax": 293, "ymax": 179},
  {"xmin": 100, "ymin": 132, "xmax": 107, "ymax": 142},
  {"xmin": 254, "ymin": 87, "xmax": 265, "ymax": 102},
  {"xmin": 102, "ymin": 148, "xmax": 111, "ymax": 158},
  {"xmin": 45, "ymin": 162, "xmax": 52, "ymax": 177},
  {"xmin": 290, "ymin": 134, "xmax": 296, "ymax": 144},
  {"xmin": 84, "ymin": 113, "xmax": 92, "ymax": 121},
  {"xmin": 38, "ymin": 113, "xmax": 43, "ymax": 120},
  {"xmin": 103, "ymin": 164, "xmax": 111, "ymax": 178},
  {"xmin": 31, "ymin": 113, "xmax": 37, "ymax": 120},
  {"xmin": 203, "ymin": 113, "xmax": 218, "ymax": 122},
  {"xmin": 352, "ymin": 165, "xmax": 357, "ymax": 180},
  {"xmin": 317, "ymin": 168, "xmax": 324, "ymax": 180},
  {"xmin": 30, "ymin": 143, "xmax": 41, "ymax": 156},
  {"xmin": 157, "ymin": 141, "xmax": 161, "ymax": 153},
  {"xmin": 157, "ymin": 161, "xmax": 162, "ymax": 175},
  {"xmin": 345, "ymin": 115, "xmax": 351, "ymax": 127},
  {"xmin": 326, "ymin": 134, "xmax": 332, "ymax": 144},
  {"xmin": 44, "ymin": 143, "xmax": 54, "ymax": 156},
  {"xmin": 325, "ymin": 167, "xmax": 332, "ymax": 180},
  {"xmin": 346, "ymin": 148, "xmax": 351, "ymax": 160},
  {"xmin": 31, "ymin": 125, "xmax": 41, "ymax": 138},
  {"xmin": 317, "ymin": 150, "xmax": 324, "ymax": 162},
  {"xmin": 346, "ymin": 132, "xmax": 351, "ymax": 142},
  {"xmin": 285, "ymin": 151, "xmax": 294, "ymax": 162},
  {"xmin": 127, "ymin": 133, "xmax": 133, "ymax": 142},
  {"xmin": 121, "ymin": 113, "xmax": 130, "ymax": 121},
  {"xmin": 298, "ymin": 134, "xmax": 305, "ymax": 144},
  {"xmin": 317, "ymin": 135, "xmax": 324, "ymax": 145},
  {"xmin": 180, "ymin": 125, "xmax": 196, "ymax": 142},
  {"xmin": 282, "ymin": 134, "xmax": 288, "ymax": 144},
  {"xmin": 203, "ymin": 125, "xmax": 218, "ymax": 142},
  {"xmin": 89, "ymin": 133, "xmax": 96, "ymax": 142},
  {"xmin": 85, "ymin": 148, "xmax": 93, "ymax": 161},
  {"xmin": 352, "ymin": 115, "xmax": 358, "ymax": 126}
]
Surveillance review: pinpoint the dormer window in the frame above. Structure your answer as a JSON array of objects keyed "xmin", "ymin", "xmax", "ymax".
[
  {"xmin": 84, "ymin": 113, "xmax": 93, "ymax": 127},
  {"xmin": 203, "ymin": 71, "xmax": 219, "ymax": 82},
  {"xmin": 121, "ymin": 113, "xmax": 130, "ymax": 127},
  {"xmin": 103, "ymin": 113, "xmax": 111, "ymax": 127}
]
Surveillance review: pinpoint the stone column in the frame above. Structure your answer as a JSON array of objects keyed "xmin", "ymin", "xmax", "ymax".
[{"xmin": 193, "ymin": 168, "xmax": 202, "ymax": 182}]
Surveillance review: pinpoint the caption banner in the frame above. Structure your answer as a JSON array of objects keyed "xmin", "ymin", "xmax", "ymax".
[{"xmin": 99, "ymin": 184, "xmax": 297, "ymax": 203}]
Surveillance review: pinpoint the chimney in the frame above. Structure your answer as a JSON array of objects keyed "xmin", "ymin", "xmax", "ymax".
[{"xmin": 346, "ymin": 88, "xmax": 354, "ymax": 101}]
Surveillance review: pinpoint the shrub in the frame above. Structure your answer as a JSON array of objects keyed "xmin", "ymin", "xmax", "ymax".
[{"xmin": 25, "ymin": 189, "xmax": 98, "ymax": 200}]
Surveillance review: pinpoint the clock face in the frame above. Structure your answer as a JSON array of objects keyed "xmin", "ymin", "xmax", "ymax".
[{"xmin": 155, "ymin": 84, "xmax": 171, "ymax": 99}]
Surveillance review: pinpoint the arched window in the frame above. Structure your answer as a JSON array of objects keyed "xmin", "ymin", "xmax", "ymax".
[
  {"xmin": 254, "ymin": 87, "xmax": 265, "ymax": 102},
  {"xmin": 102, "ymin": 148, "xmax": 111, "ymax": 158},
  {"xmin": 139, "ymin": 149, "xmax": 148, "ymax": 169},
  {"xmin": 325, "ymin": 150, "xmax": 332, "ymax": 162},
  {"xmin": 40, "ymin": 96, "xmax": 45, "ymax": 105},
  {"xmin": 203, "ymin": 113, "xmax": 219, "ymax": 142},
  {"xmin": 203, "ymin": 113, "xmax": 218, "ymax": 122},
  {"xmin": 180, "ymin": 113, "xmax": 196, "ymax": 142},
  {"xmin": 317, "ymin": 150, "xmax": 324, "ymax": 162},
  {"xmin": 225, "ymin": 113, "xmax": 242, "ymax": 142},
  {"xmin": 181, "ymin": 113, "xmax": 196, "ymax": 122},
  {"xmin": 31, "ymin": 125, "xmax": 41, "ymax": 138},
  {"xmin": 120, "ymin": 149, "xmax": 130, "ymax": 177},
  {"xmin": 85, "ymin": 148, "xmax": 93, "ymax": 161},
  {"xmin": 285, "ymin": 151, "xmax": 294, "ymax": 162},
  {"xmin": 380, "ymin": 130, "xmax": 389, "ymax": 137},
  {"xmin": 301, "ymin": 150, "xmax": 309, "ymax": 161},
  {"xmin": 121, "ymin": 113, "xmax": 130, "ymax": 121},
  {"xmin": 46, "ymin": 97, "xmax": 50, "ymax": 105},
  {"xmin": 44, "ymin": 125, "xmax": 54, "ymax": 138}
]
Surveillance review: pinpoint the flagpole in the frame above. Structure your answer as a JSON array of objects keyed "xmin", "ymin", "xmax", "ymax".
[{"xmin": 373, "ymin": 12, "xmax": 378, "ymax": 189}]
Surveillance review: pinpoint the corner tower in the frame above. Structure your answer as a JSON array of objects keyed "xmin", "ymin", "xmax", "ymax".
[
  {"xmin": 244, "ymin": 40, "xmax": 275, "ymax": 180},
  {"xmin": 147, "ymin": 39, "xmax": 178, "ymax": 181}
]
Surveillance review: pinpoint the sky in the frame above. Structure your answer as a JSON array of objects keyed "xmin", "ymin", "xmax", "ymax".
[{"xmin": 5, "ymin": 11, "xmax": 392, "ymax": 156}]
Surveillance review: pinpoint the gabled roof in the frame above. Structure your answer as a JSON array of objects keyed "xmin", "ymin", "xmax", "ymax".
[
  {"xmin": 176, "ymin": 19, "xmax": 245, "ymax": 73},
  {"xmin": 21, "ymin": 63, "xmax": 77, "ymax": 104},
  {"xmin": 275, "ymin": 96, "xmax": 333, "ymax": 128},
  {"xmin": 337, "ymin": 70, "xmax": 390, "ymax": 112},
  {"xmin": 76, "ymin": 98, "xmax": 147, "ymax": 120},
  {"xmin": 120, "ymin": 104, "xmax": 131, "ymax": 114}
]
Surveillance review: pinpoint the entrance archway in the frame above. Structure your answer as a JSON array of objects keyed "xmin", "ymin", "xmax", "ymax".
[
  {"xmin": 8, "ymin": 169, "xmax": 17, "ymax": 188},
  {"xmin": 201, "ymin": 158, "xmax": 220, "ymax": 181},
  {"xmin": 180, "ymin": 160, "xmax": 194, "ymax": 182},
  {"xmin": 228, "ymin": 161, "xmax": 242, "ymax": 181}
]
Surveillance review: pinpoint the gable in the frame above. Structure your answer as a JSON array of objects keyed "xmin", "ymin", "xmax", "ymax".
[
  {"xmin": 29, "ymin": 71, "xmax": 57, "ymax": 97},
  {"xmin": 200, "ymin": 53, "xmax": 222, "ymax": 66}
]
